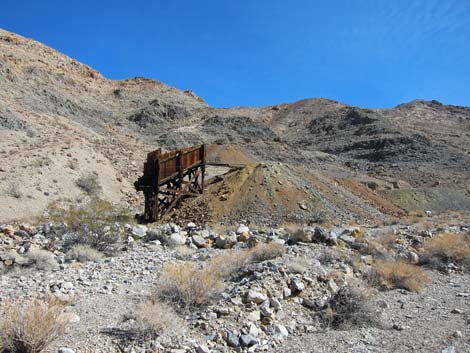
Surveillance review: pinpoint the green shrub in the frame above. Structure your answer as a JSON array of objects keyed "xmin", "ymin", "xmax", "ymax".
[
  {"xmin": 75, "ymin": 174, "xmax": 102, "ymax": 195},
  {"xmin": 47, "ymin": 198, "xmax": 133, "ymax": 252}
]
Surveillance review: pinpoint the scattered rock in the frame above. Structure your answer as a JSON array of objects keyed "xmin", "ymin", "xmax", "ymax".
[
  {"xmin": 246, "ymin": 289, "xmax": 268, "ymax": 304},
  {"xmin": 290, "ymin": 278, "xmax": 305, "ymax": 292},
  {"xmin": 240, "ymin": 334, "xmax": 258, "ymax": 347},
  {"xmin": 225, "ymin": 331, "xmax": 240, "ymax": 348},
  {"xmin": 273, "ymin": 324, "xmax": 289, "ymax": 338}
]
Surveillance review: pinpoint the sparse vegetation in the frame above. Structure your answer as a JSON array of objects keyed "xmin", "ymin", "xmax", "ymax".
[
  {"xmin": 420, "ymin": 232, "xmax": 470, "ymax": 270},
  {"xmin": 155, "ymin": 261, "xmax": 224, "ymax": 310},
  {"xmin": 210, "ymin": 249, "xmax": 251, "ymax": 279},
  {"xmin": 6, "ymin": 183, "xmax": 22, "ymax": 199},
  {"xmin": 65, "ymin": 244, "xmax": 103, "ymax": 263},
  {"xmin": 25, "ymin": 249, "xmax": 58, "ymax": 271},
  {"xmin": 321, "ymin": 286, "xmax": 380, "ymax": 330},
  {"xmin": 247, "ymin": 242, "xmax": 285, "ymax": 263},
  {"xmin": 209, "ymin": 242, "xmax": 285, "ymax": 280},
  {"xmin": 287, "ymin": 257, "xmax": 309, "ymax": 274},
  {"xmin": 0, "ymin": 298, "xmax": 68, "ymax": 353},
  {"xmin": 31, "ymin": 156, "xmax": 52, "ymax": 168},
  {"xmin": 361, "ymin": 232, "xmax": 396, "ymax": 258},
  {"xmin": 47, "ymin": 198, "xmax": 133, "ymax": 252},
  {"xmin": 75, "ymin": 173, "xmax": 102, "ymax": 195},
  {"xmin": 131, "ymin": 299, "xmax": 185, "ymax": 339},
  {"xmin": 368, "ymin": 259, "xmax": 429, "ymax": 293}
]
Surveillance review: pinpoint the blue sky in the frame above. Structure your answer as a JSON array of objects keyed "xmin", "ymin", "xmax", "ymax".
[{"xmin": 1, "ymin": 0, "xmax": 469, "ymax": 108}]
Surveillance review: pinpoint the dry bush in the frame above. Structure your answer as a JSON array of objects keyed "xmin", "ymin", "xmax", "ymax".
[
  {"xmin": 369, "ymin": 260, "xmax": 429, "ymax": 293},
  {"xmin": 420, "ymin": 232, "xmax": 470, "ymax": 269},
  {"xmin": 47, "ymin": 198, "xmax": 132, "ymax": 252},
  {"xmin": 65, "ymin": 245, "xmax": 103, "ymax": 263},
  {"xmin": 25, "ymin": 250, "xmax": 58, "ymax": 271},
  {"xmin": 75, "ymin": 173, "xmax": 102, "ymax": 195},
  {"xmin": 321, "ymin": 286, "xmax": 380, "ymax": 330},
  {"xmin": 318, "ymin": 248, "xmax": 344, "ymax": 265},
  {"xmin": 288, "ymin": 257, "xmax": 310, "ymax": 274},
  {"xmin": 247, "ymin": 242, "xmax": 285, "ymax": 263},
  {"xmin": 210, "ymin": 249, "xmax": 250, "ymax": 279},
  {"xmin": 132, "ymin": 299, "xmax": 185, "ymax": 339},
  {"xmin": 155, "ymin": 261, "xmax": 224, "ymax": 309},
  {"xmin": 362, "ymin": 232, "xmax": 396, "ymax": 258},
  {"xmin": 0, "ymin": 298, "xmax": 68, "ymax": 353},
  {"xmin": 6, "ymin": 183, "xmax": 22, "ymax": 199},
  {"xmin": 174, "ymin": 246, "xmax": 195, "ymax": 261}
]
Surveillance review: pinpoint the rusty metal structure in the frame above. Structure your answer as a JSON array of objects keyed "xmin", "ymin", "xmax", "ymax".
[{"xmin": 134, "ymin": 144, "xmax": 206, "ymax": 222}]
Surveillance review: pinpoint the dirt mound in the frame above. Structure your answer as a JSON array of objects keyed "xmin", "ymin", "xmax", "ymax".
[{"xmin": 173, "ymin": 162, "xmax": 394, "ymax": 226}]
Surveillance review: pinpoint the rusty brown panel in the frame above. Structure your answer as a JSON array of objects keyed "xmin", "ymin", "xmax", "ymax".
[{"xmin": 160, "ymin": 159, "xmax": 178, "ymax": 180}]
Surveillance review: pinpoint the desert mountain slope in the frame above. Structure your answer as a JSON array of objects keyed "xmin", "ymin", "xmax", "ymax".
[{"xmin": 1, "ymin": 28, "xmax": 469, "ymax": 225}]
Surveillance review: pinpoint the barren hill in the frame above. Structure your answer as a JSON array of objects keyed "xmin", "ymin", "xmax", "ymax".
[{"xmin": 1, "ymin": 28, "xmax": 469, "ymax": 225}]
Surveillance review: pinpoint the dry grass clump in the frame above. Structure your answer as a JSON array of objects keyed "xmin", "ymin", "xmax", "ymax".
[
  {"xmin": 321, "ymin": 286, "xmax": 380, "ymax": 330},
  {"xmin": 210, "ymin": 249, "xmax": 250, "ymax": 279},
  {"xmin": 25, "ymin": 250, "xmax": 58, "ymax": 271},
  {"xmin": 369, "ymin": 260, "xmax": 429, "ymax": 293},
  {"xmin": 247, "ymin": 242, "xmax": 285, "ymax": 263},
  {"xmin": 210, "ymin": 242, "xmax": 285, "ymax": 279},
  {"xmin": 287, "ymin": 257, "xmax": 310, "ymax": 274},
  {"xmin": 155, "ymin": 261, "xmax": 224, "ymax": 309},
  {"xmin": 420, "ymin": 232, "xmax": 470, "ymax": 269},
  {"xmin": 0, "ymin": 298, "xmax": 68, "ymax": 353},
  {"xmin": 362, "ymin": 232, "xmax": 396, "ymax": 257},
  {"xmin": 132, "ymin": 299, "xmax": 185, "ymax": 339},
  {"xmin": 75, "ymin": 173, "xmax": 102, "ymax": 195},
  {"xmin": 65, "ymin": 244, "xmax": 103, "ymax": 263},
  {"xmin": 47, "ymin": 198, "xmax": 132, "ymax": 252},
  {"xmin": 155, "ymin": 242, "xmax": 286, "ymax": 310}
]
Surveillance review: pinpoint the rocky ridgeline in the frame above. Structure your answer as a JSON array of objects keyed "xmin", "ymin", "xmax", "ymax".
[{"xmin": 0, "ymin": 220, "xmax": 469, "ymax": 353}]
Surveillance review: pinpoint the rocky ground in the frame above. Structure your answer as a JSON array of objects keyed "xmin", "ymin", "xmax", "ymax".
[
  {"xmin": 1, "ymin": 28, "xmax": 470, "ymax": 353},
  {"xmin": 1, "ymin": 214, "xmax": 469, "ymax": 353}
]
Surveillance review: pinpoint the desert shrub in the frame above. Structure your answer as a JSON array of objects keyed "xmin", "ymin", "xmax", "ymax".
[
  {"xmin": 209, "ymin": 243, "xmax": 284, "ymax": 280},
  {"xmin": 361, "ymin": 232, "xmax": 396, "ymax": 258},
  {"xmin": 25, "ymin": 250, "xmax": 58, "ymax": 271},
  {"xmin": 318, "ymin": 248, "xmax": 344, "ymax": 265},
  {"xmin": 47, "ymin": 198, "xmax": 132, "ymax": 252},
  {"xmin": 287, "ymin": 257, "xmax": 309, "ymax": 274},
  {"xmin": 174, "ymin": 246, "xmax": 195, "ymax": 261},
  {"xmin": 210, "ymin": 249, "xmax": 251, "ymax": 279},
  {"xmin": 6, "ymin": 183, "xmax": 22, "ymax": 199},
  {"xmin": 31, "ymin": 157, "xmax": 52, "ymax": 168},
  {"xmin": 155, "ymin": 261, "xmax": 224, "ymax": 309},
  {"xmin": 420, "ymin": 232, "xmax": 470, "ymax": 270},
  {"xmin": 368, "ymin": 260, "xmax": 429, "ymax": 293},
  {"xmin": 247, "ymin": 242, "xmax": 285, "ymax": 263},
  {"xmin": 0, "ymin": 298, "xmax": 68, "ymax": 353},
  {"xmin": 131, "ymin": 299, "xmax": 185, "ymax": 339},
  {"xmin": 321, "ymin": 286, "xmax": 380, "ymax": 330},
  {"xmin": 75, "ymin": 173, "xmax": 101, "ymax": 195},
  {"xmin": 65, "ymin": 245, "xmax": 103, "ymax": 263}
]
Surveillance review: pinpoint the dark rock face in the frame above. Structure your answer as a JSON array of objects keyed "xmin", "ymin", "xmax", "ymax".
[
  {"xmin": 0, "ymin": 104, "xmax": 26, "ymax": 130},
  {"xmin": 128, "ymin": 99, "xmax": 194, "ymax": 130}
]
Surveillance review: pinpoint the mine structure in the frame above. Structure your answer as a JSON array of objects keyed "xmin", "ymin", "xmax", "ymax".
[{"xmin": 134, "ymin": 144, "xmax": 206, "ymax": 222}]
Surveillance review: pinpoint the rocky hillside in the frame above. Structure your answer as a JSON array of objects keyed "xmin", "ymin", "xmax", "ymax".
[{"xmin": 1, "ymin": 28, "xmax": 470, "ymax": 225}]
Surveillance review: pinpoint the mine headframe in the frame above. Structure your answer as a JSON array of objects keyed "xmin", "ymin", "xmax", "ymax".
[{"xmin": 134, "ymin": 144, "xmax": 206, "ymax": 222}]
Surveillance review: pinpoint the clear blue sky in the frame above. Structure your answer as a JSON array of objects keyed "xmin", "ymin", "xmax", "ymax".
[{"xmin": 1, "ymin": 0, "xmax": 469, "ymax": 108}]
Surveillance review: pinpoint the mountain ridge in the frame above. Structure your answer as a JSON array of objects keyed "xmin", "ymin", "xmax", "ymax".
[{"xmin": 1, "ymin": 27, "xmax": 469, "ymax": 225}]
